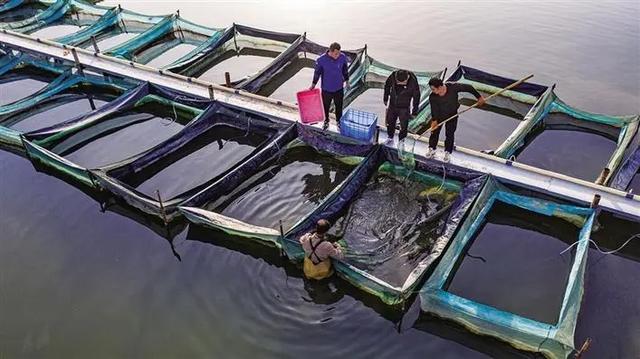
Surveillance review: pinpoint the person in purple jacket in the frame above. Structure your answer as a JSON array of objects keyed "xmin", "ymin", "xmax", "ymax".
[{"xmin": 310, "ymin": 42, "xmax": 350, "ymax": 130}]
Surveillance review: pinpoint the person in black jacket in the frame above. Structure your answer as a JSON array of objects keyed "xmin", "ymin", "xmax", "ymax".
[
  {"xmin": 427, "ymin": 78, "xmax": 485, "ymax": 162},
  {"xmin": 383, "ymin": 70, "xmax": 420, "ymax": 144}
]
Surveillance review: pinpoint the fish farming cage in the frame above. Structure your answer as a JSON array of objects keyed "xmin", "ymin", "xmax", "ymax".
[
  {"xmin": 161, "ymin": 23, "xmax": 302, "ymax": 82},
  {"xmin": 102, "ymin": 14, "xmax": 221, "ymax": 65},
  {"xmin": 0, "ymin": 52, "xmax": 76, "ymax": 146},
  {"xmin": 279, "ymin": 145, "xmax": 488, "ymax": 305},
  {"xmin": 0, "ymin": 50, "xmax": 67, "ymax": 82},
  {"xmin": 240, "ymin": 36, "xmax": 365, "ymax": 96},
  {"xmin": 0, "ymin": 0, "xmax": 113, "ymax": 35},
  {"xmin": 90, "ymin": 101, "xmax": 294, "ymax": 222},
  {"xmin": 178, "ymin": 122, "xmax": 375, "ymax": 243},
  {"xmin": 495, "ymin": 88, "xmax": 640, "ymax": 184},
  {"xmin": 0, "ymin": 0, "xmax": 50, "ymax": 23},
  {"xmin": 343, "ymin": 52, "xmax": 447, "ymax": 134},
  {"xmin": 434, "ymin": 64, "xmax": 550, "ymax": 153},
  {"xmin": 2, "ymin": 0, "xmax": 221, "ymax": 63},
  {"xmin": 419, "ymin": 176, "xmax": 596, "ymax": 358},
  {"xmin": 0, "ymin": 62, "xmax": 134, "ymax": 148},
  {"xmin": 20, "ymin": 82, "xmax": 208, "ymax": 187},
  {"xmin": 53, "ymin": 6, "xmax": 164, "ymax": 50}
]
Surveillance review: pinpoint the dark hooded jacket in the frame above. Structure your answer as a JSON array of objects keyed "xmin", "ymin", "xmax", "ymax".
[{"xmin": 383, "ymin": 70, "xmax": 421, "ymax": 115}]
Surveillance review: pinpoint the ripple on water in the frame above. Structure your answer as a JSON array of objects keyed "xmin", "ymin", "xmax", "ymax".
[{"xmin": 210, "ymin": 145, "xmax": 357, "ymax": 230}]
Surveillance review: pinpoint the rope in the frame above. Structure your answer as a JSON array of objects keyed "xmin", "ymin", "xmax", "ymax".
[
  {"xmin": 536, "ymin": 325, "xmax": 553, "ymax": 353},
  {"xmin": 162, "ymin": 97, "xmax": 180, "ymax": 126},
  {"xmin": 162, "ymin": 94, "xmax": 197, "ymax": 126},
  {"xmin": 220, "ymin": 111, "xmax": 251, "ymax": 146},
  {"xmin": 559, "ymin": 233, "xmax": 639, "ymax": 256}
]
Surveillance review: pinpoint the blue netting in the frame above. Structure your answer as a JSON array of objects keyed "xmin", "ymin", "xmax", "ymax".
[
  {"xmin": 179, "ymin": 122, "xmax": 373, "ymax": 213},
  {"xmin": 0, "ymin": 0, "xmax": 71, "ymax": 33},
  {"xmin": 21, "ymin": 82, "xmax": 207, "ymax": 187},
  {"xmin": 0, "ymin": 0, "xmax": 24, "ymax": 13},
  {"xmin": 280, "ymin": 145, "xmax": 487, "ymax": 304},
  {"xmin": 89, "ymin": 100, "xmax": 293, "ymax": 221},
  {"xmin": 420, "ymin": 176, "xmax": 596, "ymax": 358},
  {"xmin": 611, "ymin": 147, "xmax": 640, "ymax": 191},
  {"xmin": 448, "ymin": 65, "xmax": 548, "ymax": 99}
]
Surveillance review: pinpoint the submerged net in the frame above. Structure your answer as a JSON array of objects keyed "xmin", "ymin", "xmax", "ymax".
[{"xmin": 328, "ymin": 162, "xmax": 459, "ymax": 287}]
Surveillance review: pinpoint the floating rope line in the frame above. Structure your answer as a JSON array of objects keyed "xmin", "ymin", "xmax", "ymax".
[
  {"xmin": 220, "ymin": 111, "xmax": 251, "ymax": 146},
  {"xmin": 162, "ymin": 94, "xmax": 196, "ymax": 126},
  {"xmin": 559, "ymin": 233, "xmax": 639, "ymax": 256}
]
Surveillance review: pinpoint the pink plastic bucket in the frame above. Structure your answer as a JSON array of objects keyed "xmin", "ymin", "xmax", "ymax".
[{"xmin": 296, "ymin": 88, "xmax": 325, "ymax": 124}]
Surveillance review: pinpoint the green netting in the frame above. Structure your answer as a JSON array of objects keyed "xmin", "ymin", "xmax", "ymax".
[
  {"xmin": 53, "ymin": 6, "xmax": 165, "ymax": 48},
  {"xmin": 420, "ymin": 176, "xmax": 596, "ymax": 358},
  {"xmin": 0, "ymin": 0, "xmax": 108, "ymax": 34},
  {"xmin": 104, "ymin": 14, "xmax": 221, "ymax": 64},
  {"xmin": 163, "ymin": 23, "xmax": 302, "ymax": 79},
  {"xmin": 494, "ymin": 90, "xmax": 640, "ymax": 183},
  {"xmin": 493, "ymin": 86, "xmax": 556, "ymax": 158}
]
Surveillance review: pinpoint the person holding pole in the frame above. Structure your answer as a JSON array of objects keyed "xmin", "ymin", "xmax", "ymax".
[{"xmin": 427, "ymin": 78, "xmax": 485, "ymax": 162}]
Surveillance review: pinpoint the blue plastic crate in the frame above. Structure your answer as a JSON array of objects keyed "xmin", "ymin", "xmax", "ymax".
[{"xmin": 339, "ymin": 108, "xmax": 378, "ymax": 143}]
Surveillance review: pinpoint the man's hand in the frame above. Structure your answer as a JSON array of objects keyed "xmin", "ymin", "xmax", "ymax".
[
  {"xmin": 309, "ymin": 83, "xmax": 316, "ymax": 90},
  {"xmin": 476, "ymin": 96, "xmax": 486, "ymax": 107},
  {"xmin": 344, "ymin": 81, "xmax": 350, "ymax": 90},
  {"xmin": 430, "ymin": 120, "xmax": 438, "ymax": 131}
]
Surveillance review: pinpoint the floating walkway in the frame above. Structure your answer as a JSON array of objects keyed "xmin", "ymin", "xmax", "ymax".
[{"xmin": 1, "ymin": 28, "xmax": 638, "ymax": 217}]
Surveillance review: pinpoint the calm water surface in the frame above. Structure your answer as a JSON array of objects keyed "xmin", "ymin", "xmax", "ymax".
[{"xmin": 1, "ymin": 1, "xmax": 639, "ymax": 358}]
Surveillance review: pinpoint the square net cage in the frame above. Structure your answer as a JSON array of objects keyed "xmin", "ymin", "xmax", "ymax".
[{"xmin": 420, "ymin": 176, "xmax": 596, "ymax": 358}]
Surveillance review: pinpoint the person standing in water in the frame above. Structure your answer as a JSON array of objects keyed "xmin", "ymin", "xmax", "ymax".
[
  {"xmin": 427, "ymin": 78, "xmax": 485, "ymax": 162},
  {"xmin": 299, "ymin": 219, "xmax": 344, "ymax": 280},
  {"xmin": 310, "ymin": 42, "xmax": 350, "ymax": 131},
  {"xmin": 383, "ymin": 69, "xmax": 421, "ymax": 145}
]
